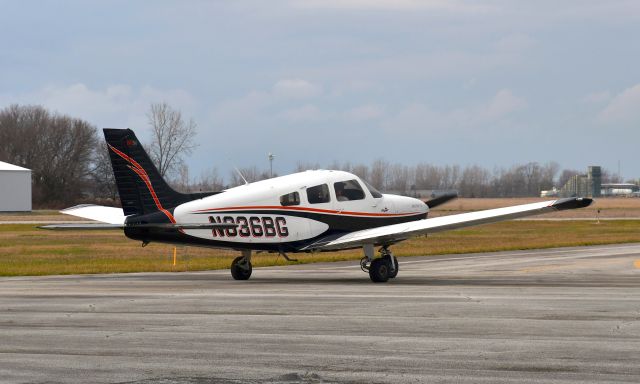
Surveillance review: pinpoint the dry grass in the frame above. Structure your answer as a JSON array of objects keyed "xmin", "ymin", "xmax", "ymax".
[
  {"xmin": 2, "ymin": 197, "xmax": 638, "ymax": 223},
  {"xmin": 0, "ymin": 210, "xmax": 79, "ymax": 222},
  {"xmin": 1, "ymin": 220, "xmax": 640, "ymax": 276}
]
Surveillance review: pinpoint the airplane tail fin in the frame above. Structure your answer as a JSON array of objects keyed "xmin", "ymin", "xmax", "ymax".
[{"xmin": 103, "ymin": 128, "xmax": 215, "ymax": 218}]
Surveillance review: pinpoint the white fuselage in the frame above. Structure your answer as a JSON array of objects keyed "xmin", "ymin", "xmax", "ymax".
[{"xmin": 173, "ymin": 170, "xmax": 427, "ymax": 249}]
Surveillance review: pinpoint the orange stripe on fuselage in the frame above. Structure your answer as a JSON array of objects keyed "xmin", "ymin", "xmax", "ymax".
[{"xmin": 192, "ymin": 205, "xmax": 421, "ymax": 217}]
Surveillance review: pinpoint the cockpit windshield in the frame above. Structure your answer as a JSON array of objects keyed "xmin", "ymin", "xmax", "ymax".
[{"xmin": 362, "ymin": 179, "xmax": 383, "ymax": 198}]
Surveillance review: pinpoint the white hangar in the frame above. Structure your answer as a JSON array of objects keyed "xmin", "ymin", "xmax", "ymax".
[{"xmin": 0, "ymin": 161, "xmax": 32, "ymax": 212}]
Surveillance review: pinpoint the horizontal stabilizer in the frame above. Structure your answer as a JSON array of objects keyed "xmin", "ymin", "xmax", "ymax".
[
  {"xmin": 39, "ymin": 223, "xmax": 124, "ymax": 230},
  {"xmin": 40, "ymin": 222, "xmax": 237, "ymax": 230},
  {"xmin": 61, "ymin": 204, "xmax": 126, "ymax": 224}
]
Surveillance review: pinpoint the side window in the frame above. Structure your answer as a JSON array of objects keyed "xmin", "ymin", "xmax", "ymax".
[
  {"xmin": 334, "ymin": 180, "xmax": 365, "ymax": 201},
  {"xmin": 307, "ymin": 184, "xmax": 330, "ymax": 204},
  {"xmin": 280, "ymin": 191, "xmax": 300, "ymax": 206}
]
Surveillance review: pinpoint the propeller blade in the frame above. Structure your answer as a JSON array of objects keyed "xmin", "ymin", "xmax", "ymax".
[{"xmin": 425, "ymin": 193, "xmax": 458, "ymax": 209}]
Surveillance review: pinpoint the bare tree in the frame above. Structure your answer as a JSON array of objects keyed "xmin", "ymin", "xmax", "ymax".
[
  {"xmin": 387, "ymin": 163, "xmax": 410, "ymax": 192},
  {"xmin": 89, "ymin": 139, "xmax": 118, "ymax": 202},
  {"xmin": 370, "ymin": 159, "xmax": 390, "ymax": 191},
  {"xmin": 0, "ymin": 104, "xmax": 98, "ymax": 207},
  {"xmin": 350, "ymin": 164, "xmax": 369, "ymax": 181},
  {"xmin": 196, "ymin": 167, "xmax": 225, "ymax": 191},
  {"xmin": 295, "ymin": 161, "xmax": 321, "ymax": 172},
  {"xmin": 228, "ymin": 166, "xmax": 272, "ymax": 187},
  {"xmin": 459, "ymin": 165, "xmax": 490, "ymax": 197},
  {"xmin": 601, "ymin": 168, "xmax": 623, "ymax": 184},
  {"xmin": 540, "ymin": 161, "xmax": 560, "ymax": 191},
  {"xmin": 557, "ymin": 169, "xmax": 580, "ymax": 188},
  {"xmin": 174, "ymin": 163, "xmax": 191, "ymax": 192},
  {"xmin": 147, "ymin": 102, "xmax": 198, "ymax": 179}
]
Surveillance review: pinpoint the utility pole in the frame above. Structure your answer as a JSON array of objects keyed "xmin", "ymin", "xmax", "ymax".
[
  {"xmin": 268, "ymin": 153, "xmax": 275, "ymax": 178},
  {"xmin": 618, "ymin": 160, "xmax": 621, "ymax": 181}
]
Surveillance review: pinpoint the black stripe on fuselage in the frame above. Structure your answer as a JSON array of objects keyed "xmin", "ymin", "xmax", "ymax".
[
  {"xmin": 122, "ymin": 209, "xmax": 426, "ymax": 252},
  {"xmin": 191, "ymin": 209, "xmax": 426, "ymax": 232},
  {"xmin": 123, "ymin": 225, "xmax": 351, "ymax": 253}
]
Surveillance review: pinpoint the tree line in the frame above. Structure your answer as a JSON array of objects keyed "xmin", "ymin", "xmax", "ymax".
[
  {"xmin": 0, "ymin": 104, "xmax": 629, "ymax": 208},
  {"xmin": 0, "ymin": 104, "xmax": 197, "ymax": 208},
  {"xmin": 182, "ymin": 156, "xmax": 626, "ymax": 199}
]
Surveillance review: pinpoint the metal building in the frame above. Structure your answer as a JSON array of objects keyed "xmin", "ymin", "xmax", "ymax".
[
  {"xmin": 558, "ymin": 166, "xmax": 602, "ymax": 198},
  {"xmin": 601, "ymin": 183, "xmax": 640, "ymax": 196},
  {"xmin": 0, "ymin": 161, "xmax": 32, "ymax": 212}
]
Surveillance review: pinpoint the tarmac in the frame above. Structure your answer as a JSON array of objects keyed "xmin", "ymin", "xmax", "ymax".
[{"xmin": 0, "ymin": 243, "xmax": 639, "ymax": 384}]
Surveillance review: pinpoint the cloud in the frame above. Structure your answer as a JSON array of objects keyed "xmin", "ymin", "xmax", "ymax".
[
  {"xmin": 329, "ymin": 80, "xmax": 383, "ymax": 97},
  {"xmin": 380, "ymin": 103, "xmax": 439, "ymax": 133},
  {"xmin": 291, "ymin": 0, "xmax": 496, "ymax": 13},
  {"xmin": 279, "ymin": 104, "xmax": 322, "ymax": 122},
  {"xmin": 345, "ymin": 105, "xmax": 385, "ymax": 121},
  {"xmin": 273, "ymin": 79, "xmax": 322, "ymax": 99},
  {"xmin": 211, "ymin": 90, "xmax": 271, "ymax": 121},
  {"xmin": 598, "ymin": 83, "xmax": 640, "ymax": 124},
  {"xmin": 484, "ymin": 89, "xmax": 527, "ymax": 119},
  {"xmin": 493, "ymin": 34, "xmax": 537, "ymax": 52},
  {"xmin": 298, "ymin": 50, "xmax": 522, "ymax": 84},
  {"xmin": 582, "ymin": 90, "xmax": 612, "ymax": 104},
  {"xmin": 211, "ymin": 78, "xmax": 323, "ymax": 123},
  {"xmin": 380, "ymin": 89, "xmax": 527, "ymax": 135},
  {"xmin": 0, "ymin": 83, "xmax": 197, "ymax": 130}
]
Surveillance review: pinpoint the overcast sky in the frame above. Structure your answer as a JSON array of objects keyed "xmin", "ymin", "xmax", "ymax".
[{"xmin": 1, "ymin": 1, "xmax": 639, "ymax": 180}]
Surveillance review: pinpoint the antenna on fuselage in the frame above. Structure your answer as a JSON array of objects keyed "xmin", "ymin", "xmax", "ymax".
[{"xmin": 233, "ymin": 166, "xmax": 249, "ymax": 185}]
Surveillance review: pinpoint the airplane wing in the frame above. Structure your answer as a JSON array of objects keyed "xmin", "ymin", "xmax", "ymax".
[{"xmin": 301, "ymin": 197, "xmax": 593, "ymax": 251}]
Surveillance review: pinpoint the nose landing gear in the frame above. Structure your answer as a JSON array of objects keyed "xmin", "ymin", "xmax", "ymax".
[{"xmin": 360, "ymin": 245, "xmax": 398, "ymax": 283}]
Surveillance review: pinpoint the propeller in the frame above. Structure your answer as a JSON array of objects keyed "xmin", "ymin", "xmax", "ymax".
[{"xmin": 425, "ymin": 193, "xmax": 458, "ymax": 209}]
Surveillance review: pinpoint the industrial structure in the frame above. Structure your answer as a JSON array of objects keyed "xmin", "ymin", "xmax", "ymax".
[
  {"xmin": 0, "ymin": 161, "xmax": 32, "ymax": 211},
  {"xmin": 558, "ymin": 166, "xmax": 601, "ymax": 198},
  {"xmin": 541, "ymin": 166, "xmax": 640, "ymax": 198},
  {"xmin": 540, "ymin": 166, "xmax": 604, "ymax": 198}
]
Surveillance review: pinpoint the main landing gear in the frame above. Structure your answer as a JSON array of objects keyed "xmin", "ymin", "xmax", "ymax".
[
  {"xmin": 360, "ymin": 245, "xmax": 398, "ymax": 283},
  {"xmin": 231, "ymin": 250, "xmax": 252, "ymax": 280}
]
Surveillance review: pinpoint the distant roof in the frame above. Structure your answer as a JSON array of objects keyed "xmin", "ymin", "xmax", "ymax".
[
  {"xmin": 601, "ymin": 183, "xmax": 637, "ymax": 188},
  {"xmin": 0, "ymin": 161, "xmax": 31, "ymax": 172}
]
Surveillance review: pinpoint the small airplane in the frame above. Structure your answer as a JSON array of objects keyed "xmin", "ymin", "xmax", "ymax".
[{"xmin": 44, "ymin": 128, "xmax": 593, "ymax": 282}]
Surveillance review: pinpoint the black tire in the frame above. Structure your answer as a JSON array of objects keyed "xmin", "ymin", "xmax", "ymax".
[
  {"xmin": 387, "ymin": 256, "xmax": 399, "ymax": 279},
  {"xmin": 369, "ymin": 258, "xmax": 390, "ymax": 283},
  {"xmin": 230, "ymin": 256, "xmax": 252, "ymax": 280}
]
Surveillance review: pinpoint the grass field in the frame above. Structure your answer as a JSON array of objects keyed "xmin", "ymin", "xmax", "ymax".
[{"xmin": 1, "ymin": 220, "xmax": 640, "ymax": 276}]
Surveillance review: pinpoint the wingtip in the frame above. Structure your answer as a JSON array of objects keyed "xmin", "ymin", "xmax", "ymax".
[{"xmin": 552, "ymin": 197, "xmax": 594, "ymax": 211}]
